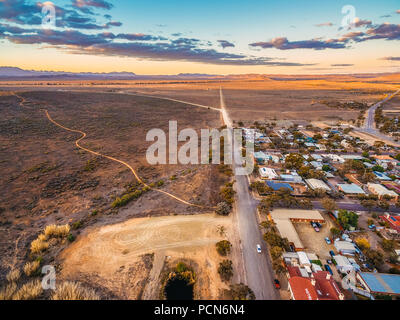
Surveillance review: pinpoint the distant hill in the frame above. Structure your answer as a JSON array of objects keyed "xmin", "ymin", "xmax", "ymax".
[{"xmin": 0, "ymin": 67, "xmax": 137, "ymax": 80}]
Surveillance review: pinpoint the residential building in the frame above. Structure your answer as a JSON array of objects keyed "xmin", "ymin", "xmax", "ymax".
[
  {"xmin": 357, "ymin": 272, "xmax": 400, "ymax": 297},
  {"xmin": 305, "ymin": 178, "xmax": 331, "ymax": 192},
  {"xmin": 259, "ymin": 167, "xmax": 279, "ymax": 180},
  {"xmin": 380, "ymin": 213, "xmax": 400, "ymax": 232},
  {"xmin": 337, "ymin": 183, "xmax": 366, "ymax": 196},
  {"xmin": 367, "ymin": 183, "xmax": 398, "ymax": 201},
  {"xmin": 334, "ymin": 241, "xmax": 357, "ymax": 255}
]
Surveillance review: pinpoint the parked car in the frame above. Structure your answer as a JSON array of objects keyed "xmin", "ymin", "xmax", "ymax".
[
  {"xmin": 327, "ymin": 259, "xmax": 333, "ymax": 265},
  {"xmin": 324, "ymin": 264, "xmax": 333, "ymax": 275},
  {"xmin": 310, "ymin": 221, "xmax": 315, "ymax": 227},
  {"xmin": 314, "ymin": 226, "xmax": 320, "ymax": 232},
  {"xmin": 368, "ymin": 224, "xmax": 376, "ymax": 230},
  {"xmin": 325, "ymin": 237, "xmax": 332, "ymax": 245},
  {"xmin": 274, "ymin": 279, "xmax": 281, "ymax": 289},
  {"xmin": 315, "ymin": 222, "xmax": 322, "ymax": 228},
  {"xmin": 329, "ymin": 250, "xmax": 335, "ymax": 257},
  {"xmin": 256, "ymin": 244, "xmax": 262, "ymax": 254}
]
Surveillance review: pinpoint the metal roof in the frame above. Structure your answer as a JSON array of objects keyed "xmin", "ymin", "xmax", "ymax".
[{"xmin": 360, "ymin": 272, "xmax": 400, "ymax": 295}]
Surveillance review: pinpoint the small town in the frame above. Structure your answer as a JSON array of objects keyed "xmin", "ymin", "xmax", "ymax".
[{"xmin": 243, "ymin": 121, "xmax": 400, "ymax": 300}]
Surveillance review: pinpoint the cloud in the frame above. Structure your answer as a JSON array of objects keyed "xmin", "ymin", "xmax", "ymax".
[
  {"xmin": 217, "ymin": 40, "xmax": 235, "ymax": 49},
  {"xmin": 249, "ymin": 37, "xmax": 346, "ymax": 50},
  {"xmin": 330, "ymin": 64, "xmax": 354, "ymax": 67},
  {"xmin": 72, "ymin": 0, "xmax": 113, "ymax": 10},
  {"xmin": 0, "ymin": 23, "xmax": 313, "ymax": 67},
  {"xmin": 315, "ymin": 22, "xmax": 333, "ymax": 27},
  {"xmin": 250, "ymin": 22, "xmax": 400, "ymax": 51},
  {"xmin": 353, "ymin": 17, "xmax": 372, "ymax": 28},
  {"xmin": 380, "ymin": 56, "xmax": 400, "ymax": 61},
  {"xmin": 0, "ymin": 0, "xmax": 121, "ymax": 30}
]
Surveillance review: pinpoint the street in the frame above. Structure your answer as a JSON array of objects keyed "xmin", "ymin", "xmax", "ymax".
[{"xmin": 220, "ymin": 88, "xmax": 279, "ymax": 300}]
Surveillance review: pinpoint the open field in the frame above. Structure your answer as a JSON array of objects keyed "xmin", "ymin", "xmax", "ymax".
[
  {"xmin": 0, "ymin": 90, "xmax": 228, "ymax": 280},
  {"xmin": 59, "ymin": 213, "xmax": 234, "ymax": 299}
]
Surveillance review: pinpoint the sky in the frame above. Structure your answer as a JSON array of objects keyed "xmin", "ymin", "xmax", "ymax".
[{"xmin": 0, "ymin": 0, "xmax": 399, "ymax": 75}]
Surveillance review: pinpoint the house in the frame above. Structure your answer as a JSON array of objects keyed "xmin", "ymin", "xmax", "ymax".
[
  {"xmin": 372, "ymin": 155, "xmax": 398, "ymax": 167},
  {"xmin": 310, "ymin": 161, "xmax": 323, "ymax": 170},
  {"xmin": 288, "ymin": 270, "xmax": 344, "ymax": 300},
  {"xmin": 367, "ymin": 183, "xmax": 398, "ymax": 201},
  {"xmin": 280, "ymin": 171, "xmax": 303, "ymax": 183},
  {"xmin": 374, "ymin": 171, "xmax": 392, "ymax": 181},
  {"xmin": 357, "ymin": 272, "xmax": 400, "ymax": 297},
  {"xmin": 337, "ymin": 183, "xmax": 366, "ymax": 196},
  {"xmin": 335, "ymin": 241, "xmax": 357, "ymax": 255},
  {"xmin": 334, "ymin": 255, "xmax": 354, "ymax": 273},
  {"xmin": 380, "ymin": 213, "xmax": 400, "ymax": 232},
  {"xmin": 305, "ymin": 179, "xmax": 331, "ymax": 192},
  {"xmin": 266, "ymin": 181, "xmax": 294, "ymax": 192},
  {"xmin": 342, "ymin": 155, "xmax": 364, "ymax": 161},
  {"xmin": 259, "ymin": 167, "xmax": 279, "ymax": 180},
  {"xmin": 321, "ymin": 154, "xmax": 345, "ymax": 163},
  {"xmin": 269, "ymin": 209, "xmax": 325, "ymax": 250}
]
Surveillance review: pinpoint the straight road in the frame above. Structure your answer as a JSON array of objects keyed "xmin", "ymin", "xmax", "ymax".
[
  {"xmin": 220, "ymin": 88, "xmax": 279, "ymax": 300},
  {"xmin": 355, "ymin": 89, "xmax": 400, "ymax": 145}
]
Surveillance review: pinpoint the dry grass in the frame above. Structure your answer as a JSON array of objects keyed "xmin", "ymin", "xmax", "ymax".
[
  {"xmin": 30, "ymin": 224, "xmax": 70, "ymax": 254},
  {"xmin": 6, "ymin": 269, "xmax": 20, "ymax": 283},
  {"xmin": 30, "ymin": 238, "xmax": 49, "ymax": 255},
  {"xmin": 51, "ymin": 281, "xmax": 100, "ymax": 300},
  {"xmin": 0, "ymin": 282, "xmax": 17, "ymax": 300},
  {"xmin": 12, "ymin": 280, "xmax": 43, "ymax": 300},
  {"xmin": 44, "ymin": 224, "xmax": 70, "ymax": 239},
  {"xmin": 23, "ymin": 260, "xmax": 41, "ymax": 277}
]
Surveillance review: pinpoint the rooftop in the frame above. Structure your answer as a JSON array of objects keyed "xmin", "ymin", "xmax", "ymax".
[
  {"xmin": 360, "ymin": 272, "xmax": 400, "ymax": 295},
  {"xmin": 337, "ymin": 183, "xmax": 365, "ymax": 194}
]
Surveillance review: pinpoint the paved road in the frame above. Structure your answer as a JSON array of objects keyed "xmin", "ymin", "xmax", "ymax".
[
  {"xmin": 220, "ymin": 88, "xmax": 279, "ymax": 300},
  {"xmin": 355, "ymin": 89, "xmax": 400, "ymax": 145}
]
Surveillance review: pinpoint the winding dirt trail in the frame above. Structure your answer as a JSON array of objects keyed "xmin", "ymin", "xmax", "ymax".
[{"xmin": 13, "ymin": 92, "xmax": 214, "ymax": 209}]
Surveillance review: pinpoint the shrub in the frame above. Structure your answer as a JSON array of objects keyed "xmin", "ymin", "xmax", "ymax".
[
  {"xmin": 30, "ymin": 238, "xmax": 49, "ymax": 255},
  {"xmin": 6, "ymin": 269, "xmax": 20, "ymax": 283},
  {"xmin": 12, "ymin": 280, "xmax": 43, "ymax": 300},
  {"xmin": 67, "ymin": 234, "xmax": 75, "ymax": 242},
  {"xmin": 223, "ymin": 283, "xmax": 255, "ymax": 300},
  {"xmin": 356, "ymin": 238, "xmax": 371, "ymax": 251},
  {"xmin": 23, "ymin": 261, "xmax": 41, "ymax": 277},
  {"xmin": 218, "ymin": 260, "xmax": 233, "ymax": 282},
  {"xmin": 215, "ymin": 202, "xmax": 231, "ymax": 216},
  {"xmin": 51, "ymin": 281, "xmax": 100, "ymax": 300},
  {"xmin": 0, "ymin": 282, "xmax": 17, "ymax": 300},
  {"xmin": 216, "ymin": 240, "xmax": 232, "ymax": 256},
  {"xmin": 44, "ymin": 224, "xmax": 70, "ymax": 238}
]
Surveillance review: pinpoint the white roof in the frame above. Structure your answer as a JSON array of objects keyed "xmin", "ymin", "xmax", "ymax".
[
  {"xmin": 368, "ymin": 183, "xmax": 398, "ymax": 197},
  {"xmin": 305, "ymin": 179, "xmax": 331, "ymax": 191},
  {"xmin": 335, "ymin": 241, "xmax": 356, "ymax": 252},
  {"xmin": 259, "ymin": 167, "xmax": 278, "ymax": 179},
  {"xmin": 298, "ymin": 251, "xmax": 311, "ymax": 266},
  {"xmin": 334, "ymin": 255, "xmax": 352, "ymax": 267}
]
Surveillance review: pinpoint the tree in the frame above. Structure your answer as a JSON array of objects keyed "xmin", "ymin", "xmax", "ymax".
[
  {"xmin": 223, "ymin": 283, "xmax": 255, "ymax": 300},
  {"xmin": 322, "ymin": 198, "xmax": 337, "ymax": 213},
  {"xmin": 216, "ymin": 240, "xmax": 232, "ymax": 256},
  {"xmin": 218, "ymin": 260, "xmax": 234, "ymax": 282},
  {"xmin": 381, "ymin": 239, "xmax": 395, "ymax": 252},
  {"xmin": 330, "ymin": 227, "xmax": 341, "ymax": 238},
  {"xmin": 215, "ymin": 202, "xmax": 231, "ymax": 216},
  {"xmin": 272, "ymin": 259, "xmax": 286, "ymax": 275},
  {"xmin": 361, "ymin": 199, "xmax": 377, "ymax": 211},
  {"xmin": 356, "ymin": 238, "xmax": 371, "ymax": 251},
  {"xmin": 270, "ymin": 246, "xmax": 283, "ymax": 260},
  {"xmin": 337, "ymin": 210, "xmax": 358, "ymax": 230},
  {"xmin": 364, "ymin": 249, "xmax": 384, "ymax": 268},
  {"xmin": 285, "ymin": 153, "xmax": 304, "ymax": 170}
]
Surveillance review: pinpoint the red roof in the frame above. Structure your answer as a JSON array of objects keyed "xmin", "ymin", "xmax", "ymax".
[
  {"xmin": 288, "ymin": 271, "xmax": 343, "ymax": 300},
  {"xmin": 313, "ymin": 271, "xmax": 343, "ymax": 300},
  {"xmin": 289, "ymin": 277, "xmax": 319, "ymax": 300},
  {"xmin": 287, "ymin": 265, "xmax": 302, "ymax": 278}
]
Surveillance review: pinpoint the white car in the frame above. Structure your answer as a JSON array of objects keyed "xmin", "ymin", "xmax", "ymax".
[{"xmin": 257, "ymin": 244, "xmax": 262, "ymax": 254}]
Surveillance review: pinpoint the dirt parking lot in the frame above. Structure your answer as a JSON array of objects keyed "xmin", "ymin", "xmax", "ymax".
[
  {"xmin": 59, "ymin": 213, "xmax": 236, "ymax": 299},
  {"xmin": 294, "ymin": 212, "xmax": 336, "ymax": 261}
]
